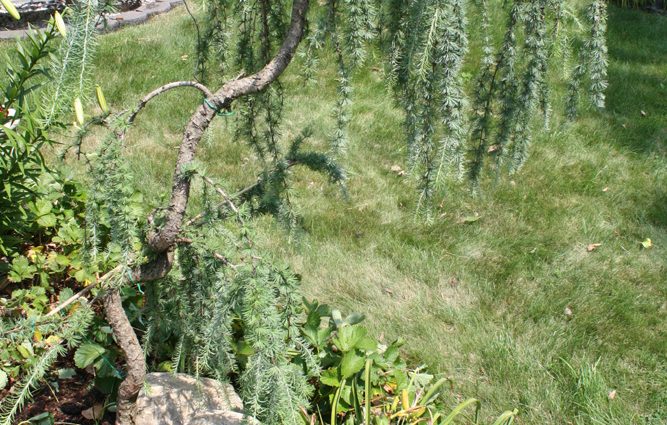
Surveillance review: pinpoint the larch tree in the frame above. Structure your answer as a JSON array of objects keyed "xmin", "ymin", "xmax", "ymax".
[{"xmin": 0, "ymin": 0, "xmax": 608, "ymax": 424}]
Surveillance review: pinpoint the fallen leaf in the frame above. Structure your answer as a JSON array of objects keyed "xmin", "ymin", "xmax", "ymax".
[
  {"xmin": 602, "ymin": 187, "xmax": 609, "ymax": 192},
  {"xmin": 459, "ymin": 214, "xmax": 481, "ymax": 224},
  {"xmin": 487, "ymin": 144, "xmax": 500, "ymax": 153},
  {"xmin": 390, "ymin": 165, "xmax": 406, "ymax": 176},
  {"xmin": 641, "ymin": 238, "xmax": 653, "ymax": 249},
  {"xmin": 640, "ymin": 110, "xmax": 647, "ymax": 117},
  {"xmin": 564, "ymin": 306, "xmax": 573, "ymax": 319},
  {"xmin": 587, "ymin": 243, "xmax": 602, "ymax": 252},
  {"xmin": 82, "ymin": 404, "xmax": 105, "ymax": 420},
  {"xmin": 608, "ymin": 390, "xmax": 617, "ymax": 400}
]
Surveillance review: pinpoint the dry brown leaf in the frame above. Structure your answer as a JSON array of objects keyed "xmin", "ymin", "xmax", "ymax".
[
  {"xmin": 608, "ymin": 390, "xmax": 617, "ymax": 400},
  {"xmin": 587, "ymin": 243, "xmax": 602, "ymax": 252},
  {"xmin": 82, "ymin": 404, "xmax": 105, "ymax": 420}
]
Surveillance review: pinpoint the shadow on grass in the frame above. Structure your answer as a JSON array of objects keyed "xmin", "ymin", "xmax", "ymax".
[{"xmin": 603, "ymin": 6, "xmax": 667, "ymax": 154}]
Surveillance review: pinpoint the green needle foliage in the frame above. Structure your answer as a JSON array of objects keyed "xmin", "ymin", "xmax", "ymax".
[{"xmin": 195, "ymin": 0, "xmax": 609, "ymax": 216}]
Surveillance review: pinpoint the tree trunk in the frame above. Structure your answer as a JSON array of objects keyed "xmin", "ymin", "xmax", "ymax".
[
  {"xmin": 106, "ymin": 0, "xmax": 311, "ymax": 423},
  {"xmin": 103, "ymin": 289, "xmax": 145, "ymax": 425}
]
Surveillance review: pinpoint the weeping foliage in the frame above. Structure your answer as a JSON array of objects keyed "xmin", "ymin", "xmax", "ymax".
[
  {"xmin": 194, "ymin": 0, "xmax": 608, "ymax": 215},
  {"xmin": 192, "ymin": 0, "xmax": 606, "ymax": 216},
  {"xmin": 377, "ymin": 0, "xmax": 608, "ymax": 212},
  {"xmin": 142, "ymin": 217, "xmax": 314, "ymax": 425}
]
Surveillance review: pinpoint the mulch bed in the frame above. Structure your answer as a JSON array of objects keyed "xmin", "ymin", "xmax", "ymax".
[{"xmin": 5, "ymin": 360, "xmax": 116, "ymax": 425}]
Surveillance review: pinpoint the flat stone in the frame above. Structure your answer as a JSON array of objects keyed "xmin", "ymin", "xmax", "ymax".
[
  {"xmin": 118, "ymin": 10, "xmax": 148, "ymax": 25},
  {"xmin": 134, "ymin": 373, "xmax": 244, "ymax": 425},
  {"xmin": 145, "ymin": 1, "xmax": 171, "ymax": 15},
  {"xmin": 0, "ymin": 29, "xmax": 27, "ymax": 40},
  {"xmin": 187, "ymin": 411, "xmax": 259, "ymax": 425}
]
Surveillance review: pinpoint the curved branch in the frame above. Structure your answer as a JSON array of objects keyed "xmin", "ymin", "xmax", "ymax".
[
  {"xmin": 147, "ymin": 0, "xmax": 310, "ymax": 253},
  {"xmin": 127, "ymin": 81, "xmax": 214, "ymax": 125}
]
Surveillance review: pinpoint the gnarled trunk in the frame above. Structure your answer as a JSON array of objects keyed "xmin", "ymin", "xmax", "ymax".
[{"xmin": 107, "ymin": 0, "xmax": 311, "ymax": 423}]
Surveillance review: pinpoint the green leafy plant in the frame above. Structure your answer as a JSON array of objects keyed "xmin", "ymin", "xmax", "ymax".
[{"xmin": 299, "ymin": 302, "xmax": 519, "ymax": 425}]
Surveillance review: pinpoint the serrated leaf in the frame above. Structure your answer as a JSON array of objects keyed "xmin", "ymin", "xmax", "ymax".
[
  {"xmin": 37, "ymin": 213, "xmax": 57, "ymax": 227},
  {"xmin": 74, "ymin": 343, "xmax": 105, "ymax": 369},
  {"xmin": 341, "ymin": 351, "xmax": 366, "ymax": 379},
  {"xmin": 320, "ymin": 368, "xmax": 341, "ymax": 387}
]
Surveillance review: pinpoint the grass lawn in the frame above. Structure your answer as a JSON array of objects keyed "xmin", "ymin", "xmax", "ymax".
[{"xmin": 3, "ymin": 4, "xmax": 666, "ymax": 424}]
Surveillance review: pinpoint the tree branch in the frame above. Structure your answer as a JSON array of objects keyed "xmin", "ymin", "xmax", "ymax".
[
  {"xmin": 43, "ymin": 266, "xmax": 122, "ymax": 318},
  {"xmin": 146, "ymin": 0, "xmax": 310, "ymax": 253},
  {"xmin": 126, "ymin": 81, "xmax": 214, "ymax": 125}
]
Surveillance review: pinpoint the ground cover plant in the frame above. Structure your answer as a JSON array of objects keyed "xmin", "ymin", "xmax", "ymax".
[{"xmin": 0, "ymin": 1, "xmax": 665, "ymax": 425}]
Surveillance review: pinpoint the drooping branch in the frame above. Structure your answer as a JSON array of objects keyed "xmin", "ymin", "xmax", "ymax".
[
  {"xmin": 147, "ymin": 0, "xmax": 310, "ymax": 253},
  {"xmin": 126, "ymin": 81, "xmax": 214, "ymax": 125}
]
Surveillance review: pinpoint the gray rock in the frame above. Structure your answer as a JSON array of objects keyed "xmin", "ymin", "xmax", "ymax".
[
  {"xmin": 134, "ymin": 373, "xmax": 244, "ymax": 425},
  {"xmin": 187, "ymin": 411, "xmax": 259, "ymax": 425}
]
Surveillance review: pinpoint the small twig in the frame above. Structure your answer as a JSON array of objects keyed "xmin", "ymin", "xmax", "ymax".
[
  {"xmin": 201, "ymin": 175, "xmax": 240, "ymax": 215},
  {"xmin": 213, "ymin": 253, "xmax": 239, "ymax": 270},
  {"xmin": 127, "ymin": 81, "xmax": 214, "ymax": 125},
  {"xmin": 43, "ymin": 265, "xmax": 122, "ymax": 318}
]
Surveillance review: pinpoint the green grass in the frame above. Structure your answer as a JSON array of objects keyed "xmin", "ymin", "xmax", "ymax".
[{"xmin": 4, "ymin": 5, "xmax": 666, "ymax": 424}]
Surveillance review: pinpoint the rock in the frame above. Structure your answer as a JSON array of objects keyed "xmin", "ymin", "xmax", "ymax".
[
  {"xmin": 187, "ymin": 411, "xmax": 259, "ymax": 425},
  {"xmin": 134, "ymin": 373, "xmax": 244, "ymax": 425}
]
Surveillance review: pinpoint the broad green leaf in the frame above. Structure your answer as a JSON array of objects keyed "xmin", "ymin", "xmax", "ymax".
[
  {"xmin": 34, "ymin": 198, "xmax": 52, "ymax": 215},
  {"xmin": 341, "ymin": 351, "xmax": 366, "ymax": 379},
  {"xmin": 8, "ymin": 255, "xmax": 36, "ymax": 282},
  {"xmin": 334, "ymin": 325, "xmax": 367, "ymax": 352},
  {"xmin": 27, "ymin": 412, "xmax": 55, "ymax": 425},
  {"xmin": 17, "ymin": 341, "xmax": 34, "ymax": 359},
  {"xmin": 320, "ymin": 367, "xmax": 341, "ymax": 387},
  {"xmin": 37, "ymin": 213, "xmax": 57, "ymax": 227},
  {"xmin": 442, "ymin": 398, "xmax": 481, "ymax": 425},
  {"xmin": 74, "ymin": 343, "xmax": 106, "ymax": 369}
]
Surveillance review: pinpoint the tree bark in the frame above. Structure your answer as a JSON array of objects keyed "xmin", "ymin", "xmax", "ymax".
[
  {"xmin": 104, "ymin": 288, "xmax": 145, "ymax": 425},
  {"xmin": 109, "ymin": 1, "xmax": 311, "ymax": 423}
]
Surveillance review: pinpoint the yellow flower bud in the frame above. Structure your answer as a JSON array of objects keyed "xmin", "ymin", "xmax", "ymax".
[
  {"xmin": 1, "ymin": 0, "xmax": 20, "ymax": 21},
  {"xmin": 54, "ymin": 11, "xmax": 67, "ymax": 37},
  {"xmin": 74, "ymin": 97, "xmax": 84, "ymax": 125},
  {"xmin": 96, "ymin": 85, "xmax": 108, "ymax": 113}
]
